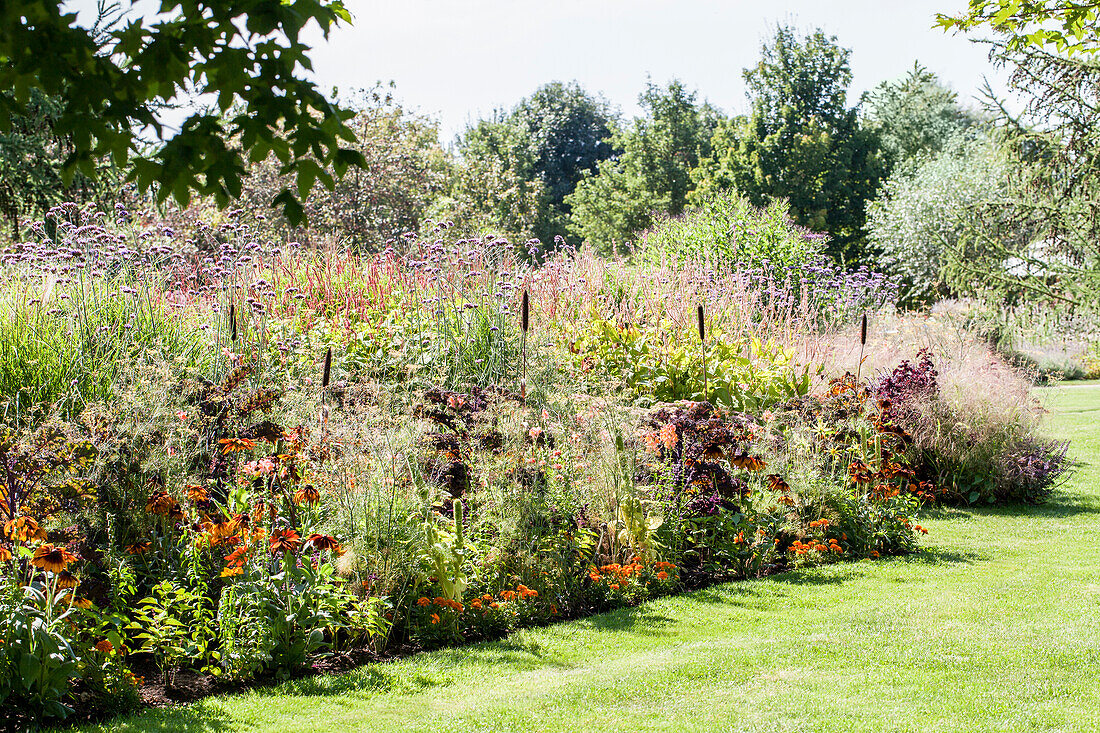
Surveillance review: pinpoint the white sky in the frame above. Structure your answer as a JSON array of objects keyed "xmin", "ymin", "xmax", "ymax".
[
  {"xmin": 302, "ymin": 0, "xmax": 1006, "ymax": 142},
  {"xmin": 68, "ymin": 0, "xmax": 1008, "ymax": 143}
]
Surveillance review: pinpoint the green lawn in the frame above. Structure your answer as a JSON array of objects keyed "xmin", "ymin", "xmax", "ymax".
[{"xmin": 78, "ymin": 385, "xmax": 1100, "ymax": 733}]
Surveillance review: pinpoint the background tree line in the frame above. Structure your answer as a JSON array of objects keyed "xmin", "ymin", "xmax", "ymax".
[{"xmin": 6, "ymin": 8, "xmax": 1100, "ymax": 313}]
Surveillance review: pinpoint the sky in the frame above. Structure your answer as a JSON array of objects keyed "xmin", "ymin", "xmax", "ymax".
[
  {"xmin": 68, "ymin": 0, "xmax": 1009, "ymax": 142},
  {"xmin": 299, "ymin": 0, "xmax": 1007, "ymax": 142}
]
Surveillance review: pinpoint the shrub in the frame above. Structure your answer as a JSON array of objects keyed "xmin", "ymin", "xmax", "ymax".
[
  {"xmin": 636, "ymin": 191, "xmax": 824, "ymax": 270},
  {"xmin": 870, "ymin": 349, "xmax": 1071, "ymax": 504}
]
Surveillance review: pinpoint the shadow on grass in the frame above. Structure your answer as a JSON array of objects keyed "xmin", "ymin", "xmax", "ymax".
[
  {"xmin": 967, "ymin": 489, "xmax": 1100, "ymax": 520},
  {"xmin": 252, "ymin": 632, "xmax": 572, "ymax": 701},
  {"xmin": 86, "ymin": 702, "xmax": 237, "ymax": 733},
  {"xmin": 899, "ymin": 546, "xmax": 990, "ymax": 565},
  {"xmin": 575, "ymin": 604, "xmax": 677, "ymax": 636}
]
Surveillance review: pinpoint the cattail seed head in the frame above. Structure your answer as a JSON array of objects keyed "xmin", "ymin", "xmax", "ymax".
[
  {"xmin": 322, "ymin": 347, "xmax": 332, "ymax": 389},
  {"xmin": 521, "ymin": 290, "xmax": 529, "ymax": 332},
  {"xmin": 697, "ymin": 305, "xmax": 705, "ymax": 342},
  {"xmin": 229, "ymin": 303, "xmax": 237, "ymax": 342},
  {"xmin": 860, "ymin": 313, "xmax": 868, "ymax": 346}
]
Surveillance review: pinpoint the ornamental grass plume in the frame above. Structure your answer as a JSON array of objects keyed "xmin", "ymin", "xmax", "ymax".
[
  {"xmin": 697, "ymin": 303, "xmax": 707, "ymax": 402},
  {"xmin": 520, "ymin": 289, "xmax": 529, "ymax": 400},
  {"xmin": 857, "ymin": 313, "xmax": 868, "ymax": 381}
]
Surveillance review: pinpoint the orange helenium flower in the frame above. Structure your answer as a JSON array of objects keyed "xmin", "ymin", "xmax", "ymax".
[
  {"xmin": 268, "ymin": 528, "xmax": 302, "ymax": 553},
  {"xmin": 55, "ymin": 570, "xmax": 79, "ymax": 589},
  {"xmin": 766, "ymin": 474, "xmax": 791, "ymax": 493},
  {"xmin": 31, "ymin": 544, "xmax": 77, "ymax": 573},
  {"xmin": 305, "ymin": 534, "xmax": 343, "ymax": 554},
  {"xmin": 186, "ymin": 485, "xmax": 209, "ymax": 503},
  {"xmin": 4, "ymin": 516, "xmax": 47, "ymax": 543},
  {"xmin": 125, "ymin": 541, "xmax": 151, "ymax": 555},
  {"xmin": 293, "ymin": 485, "xmax": 320, "ymax": 505},
  {"xmin": 145, "ymin": 491, "xmax": 178, "ymax": 516},
  {"xmin": 219, "ymin": 437, "xmax": 257, "ymax": 454},
  {"xmin": 0, "ymin": 545, "xmax": 10, "ymax": 562}
]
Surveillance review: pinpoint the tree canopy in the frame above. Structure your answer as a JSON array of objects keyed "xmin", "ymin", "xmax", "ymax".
[
  {"xmin": 862, "ymin": 63, "xmax": 979, "ymax": 169},
  {"xmin": 0, "ymin": 0, "xmax": 365, "ymax": 223},
  {"xmin": 937, "ymin": 1, "xmax": 1100, "ymax": 56},
  {"xmin": 566, "ymin": 80, "xmax": 721, "ymax": 253},
  {"xmin": 691, "ymin": 26, "xmax": 884, "ymax": 262}
]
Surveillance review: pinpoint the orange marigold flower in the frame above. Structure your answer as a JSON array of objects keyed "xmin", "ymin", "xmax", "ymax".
[
  {"xmin": 471, "ymin": 599, "xmax": 482, "ymax": 610},
  {"xmin": 500, "ymin": 590, "xmax": 516, "ymax": 601},
  {"xmin": 416, "ymin": 596, "xmax": 431, "ymax": 607},
  {"xmin": 482, "ymin": 593, "xmax": 492, "ymax": 601},
  {"xmin": 95, "ymin": 640, "xmax": 114, "ymax": 655},
  {"xmin": 656, "ymin": 571, "xmax": 669, "ymax": 580},
  {"xmin": 31, "ymin": 543, "xmax": 77, "ymax": 573},
  {"xmin": 220, "ymin": 565, "xmax": 244, "ymax": 578},
  {"xmin": 293, "ymin": 485, "xmax": 320, "ymax": 505},
  {"xmin": 610, "ymin": 583, "xmax": 620, "ymax": 590},
  {"xmin": 219, "ymin": 437, "xmax": 257, "ymax": 454},
  {"xmin": 430, "ymin": 613, "xmax": 440, "ymax": 625},
  {"xmin": 4, "ymin": 516, "xmax": 47, "ymax": 543},
  {"xmin": 870, "ymin": 550, "xmax": 881, "ymax": 558},
  {"xmin": 489, "ymin": 601, "xmax": 501, "ymax": 609},
  {"xmin": 268, "ymin": 528, "xmax": 302, "ymax": 554}
]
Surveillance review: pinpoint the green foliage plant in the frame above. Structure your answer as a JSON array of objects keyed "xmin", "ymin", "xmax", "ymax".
[
  {"xmin": 0, "ymin": 570, "xmax": 83, "ymax": 722},
  {"xmin": 571, "ymin": 318, "xmax": 815, "ymax": 411},
  {"xmin": 125, "ymin": 580, "xmax": 214, "ymax": 689},
  {"xmin": 637, "ymin": 190, "xmax": 825, "ymax": 271}
]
